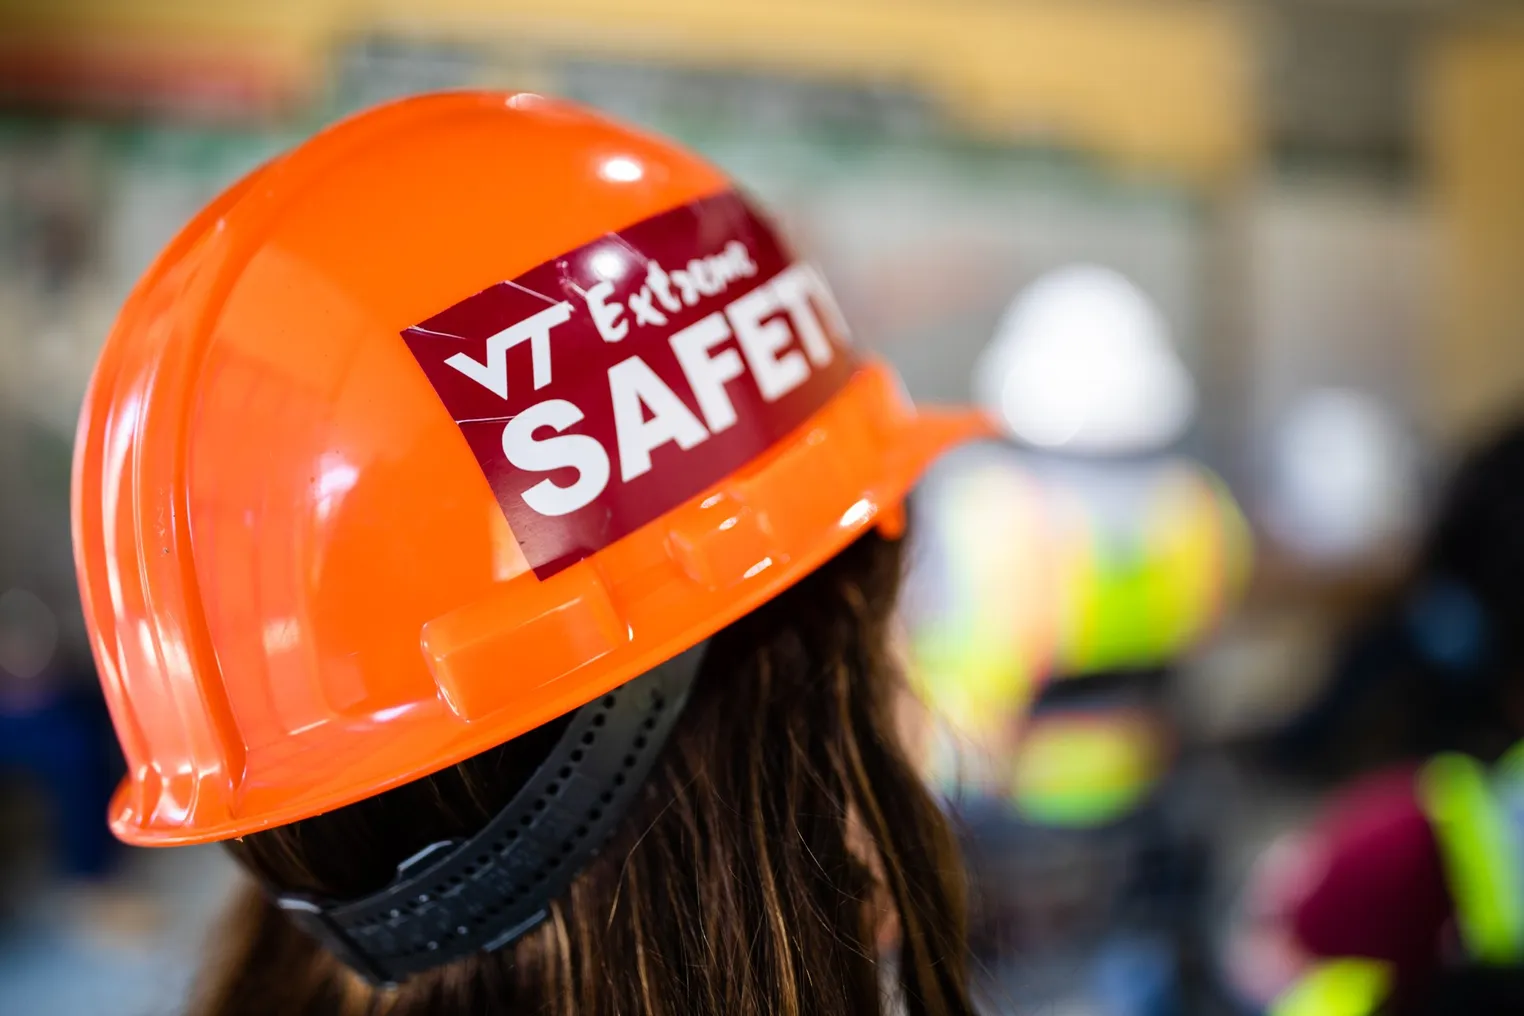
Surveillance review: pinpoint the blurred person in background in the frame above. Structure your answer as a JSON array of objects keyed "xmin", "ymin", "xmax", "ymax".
[
  {"xmin": 0, "ymin": 120, "xmax": 127, "ymax": 910},
  {"xmin": 1231, "ymin": 418, "xmax": 1524, "ymax": 1015},
  {"xmin": 902, "ymin": 266, "xmax": 1251, "ymax": 1016},
  {"xmin": 71, "ymin": 93, "xmax": 993, "ymax": 1016},
  {"xmin": 1273, "ymin": 418, "xmax": 1524, "ymax": 779}
]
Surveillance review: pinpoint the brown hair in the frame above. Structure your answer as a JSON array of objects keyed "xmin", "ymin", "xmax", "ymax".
[{"xmin": 191, "ymin": 531, "xmax": 976, "ymax": 1016}]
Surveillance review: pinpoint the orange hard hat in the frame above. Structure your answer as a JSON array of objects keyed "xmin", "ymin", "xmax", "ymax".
[{"xmin": 72, "ymin": 91, "xmax": 993, "ymax": 854}]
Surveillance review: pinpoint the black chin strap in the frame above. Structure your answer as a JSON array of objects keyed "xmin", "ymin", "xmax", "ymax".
[{"xmin": 275, "ymin": 642, "xmax": 705, "ymax": 986}]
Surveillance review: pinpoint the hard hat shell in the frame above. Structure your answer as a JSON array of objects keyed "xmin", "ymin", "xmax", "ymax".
[{"xmin": 73, "ymin": 91, "xmax": 992, "ymax": 847}]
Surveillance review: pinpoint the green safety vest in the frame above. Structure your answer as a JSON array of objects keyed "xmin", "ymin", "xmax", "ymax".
[{"xmin": 1269, "ymin": 741, "xmax": 1524, "ymax": 1016}]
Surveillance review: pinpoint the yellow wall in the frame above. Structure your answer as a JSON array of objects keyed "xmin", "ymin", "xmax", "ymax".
[
  {"xmin": 0, "ymin": 0, "xmax": 1254, "ymax": 179},
  {"xmin": 1424, "ymin": 15, "xmax": 1524, "ymax": 442}
]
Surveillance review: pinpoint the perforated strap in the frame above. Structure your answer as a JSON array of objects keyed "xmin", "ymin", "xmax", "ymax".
[{"xmin": 276, "ymin": 642, "xmax": 705, "ymax": 985}]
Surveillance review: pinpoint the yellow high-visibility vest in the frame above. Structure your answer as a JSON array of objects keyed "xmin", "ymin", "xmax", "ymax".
[{"xmin": 1270, "ymin": 741, "xmax": 1524, "ymax": 1016}]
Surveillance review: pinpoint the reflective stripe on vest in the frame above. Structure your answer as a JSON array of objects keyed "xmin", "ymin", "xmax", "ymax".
[
  {"xmin": 1268, "ymin": 958, "xmax": 1393, "ymax": 1016},
  {"xmin": 1418, "ymin": 750, "xmax": 1524, "ymax": 965}
]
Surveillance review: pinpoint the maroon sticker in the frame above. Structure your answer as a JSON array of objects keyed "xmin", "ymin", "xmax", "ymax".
[{"xmin": 402, "ymin": 191, "xmax": 857, "ymax": 578}]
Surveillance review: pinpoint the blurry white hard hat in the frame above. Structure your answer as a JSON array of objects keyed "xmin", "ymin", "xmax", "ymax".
[{"xmin": 974, "ymin": 264, "xmax": 1196, "ymax": 455}]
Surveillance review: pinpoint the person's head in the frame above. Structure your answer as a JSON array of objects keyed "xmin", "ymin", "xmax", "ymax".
[
  {"xmin": 1417, "ymin": 419, "xmax": 1524, "ymax": 662},
  {"xmin": 194, "ymin": 531, "xmax": 972, "ymax": 1016},
  {"xmin": 1407, "ymin": 417, "xmax": 1524, "ymax": 750},
  {"xmin": 1283, "ymin": 416, "xmax": 1524, "ymax": 773},
  {"xmin": 72, "ymin": 93, "xmax": 991, "ymax": 1014}
]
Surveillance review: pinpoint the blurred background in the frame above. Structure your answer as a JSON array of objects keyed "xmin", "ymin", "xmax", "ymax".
[{"xmin": 3, "ymin": 1, "xmax": 1524, "ymax": 1013}]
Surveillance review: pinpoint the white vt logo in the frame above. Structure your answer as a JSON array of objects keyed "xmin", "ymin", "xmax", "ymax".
[{"xmin": 443, "ymin": 301, "xmax": 573, "ymax": 399}]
